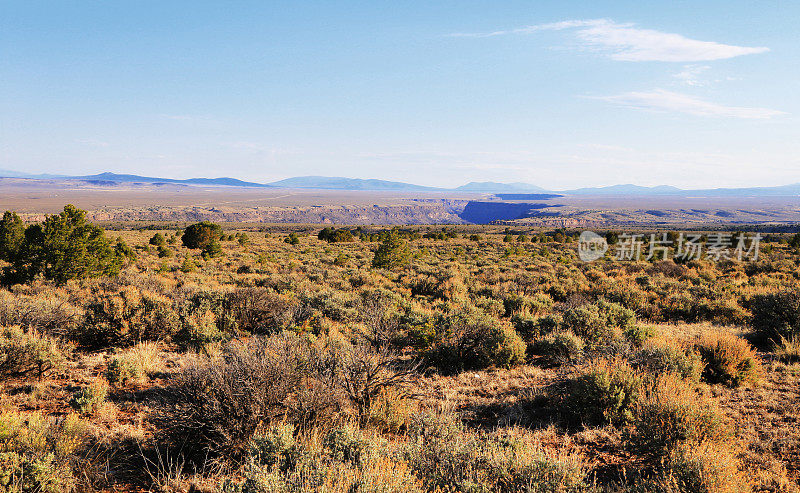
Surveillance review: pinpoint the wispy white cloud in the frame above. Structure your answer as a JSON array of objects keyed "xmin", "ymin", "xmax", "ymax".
[
  {"xmin": 451, "ymin": 19, "xmax": 769, "ymax": 62},
  {"xmin": 591, "ymin": 89, "xmax": 785, "ymax": 119},
  {"xmin": 672, "ymin": 64, "xmax": 711, "ymax": 86},
  {"xmin": 75, "ymin": 138, "xmax": 110, "ymax": 147},
  {"xmin": 159, "ymin": 114, "xmax": 219, "ymax": 124}
]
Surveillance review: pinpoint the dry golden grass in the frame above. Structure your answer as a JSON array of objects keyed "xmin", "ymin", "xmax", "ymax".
[{"xmin": 1, "ymin": 223, "xmax": 800, "ymax": 491}]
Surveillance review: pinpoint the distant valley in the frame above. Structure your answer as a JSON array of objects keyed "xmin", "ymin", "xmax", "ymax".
[{"xmin": 1, "ymin": 171, "xmax": 800, "ymax": 226}]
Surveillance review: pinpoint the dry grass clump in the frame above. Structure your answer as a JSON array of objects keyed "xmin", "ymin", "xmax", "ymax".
[
  {"xmin": 773, "ymin": 336, "xmax": 800, "ymax": 363},
  {"xmin": 105, "ymin": 341, "xmax": 163, "ymax": 385},
  {"xmin": 695, "ymin": 330, "xmax": 763, "ymax": 387}
]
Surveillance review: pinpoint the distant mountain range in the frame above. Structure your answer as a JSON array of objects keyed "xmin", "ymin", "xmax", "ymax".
[
  {"xmin": 268, "ymin": 176, "xmax": 438, "ymax": 191},
  {"xmin": 1, "ymin": 170, "xmax": 799, "ymax": 197},
  {"xmin": 75, "ymin": 172, "xmax": 273, "ymax": 188},
  {"xmin": 455, "ymin": 181, "xmax": 547, "ymax": 192}
]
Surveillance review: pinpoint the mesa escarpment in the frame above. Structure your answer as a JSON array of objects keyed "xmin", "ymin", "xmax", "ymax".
[
  {"xmin": 5, "ymin": 179, "xmax": 800, "ymax": 226},
  {"xmin": 79, "ymin": 202, "xmax": 471, "ymax": 225}
]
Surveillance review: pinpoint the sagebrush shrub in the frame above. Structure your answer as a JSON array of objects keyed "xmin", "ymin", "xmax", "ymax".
[
  {"xmin": 533, "ymin": 331, "xmax": 584, "ymax": 364},
  {"xmin": 69, "ymin": 380, "xmax": 108, "ymax": 415},
  {"xmin": 323, "ymin": 425, "xmax": 374, "ymax": 466},
  {"xmin": 631, "ymin": 374, "xmax": 729, "ymax": 456},
  {"xmin": 0, "ymin": 326, "xmax": 66, "ymax": 379},
  {"xmin": 0, "ymin": 451, "xmax": 75, "ymax": 493},
  {"xmin": 750, "ymin": 290, "xmax": 800, "ymax": 342},
  {"xmin": 559, "ymin": 359, "xmax": 643, "ymax": 427},
  {"xmin": 316, "ymin": 340, "xmax": 415, "ymax": 426},
  {"xmin": 633, "ymin": 338, "xmax": 703, "ymax": 382},
  {"xmin": 225, "ymin": 288, "xmax": 300, "ymax": 334},
  {"xmin": 484, "ymin": 439, "xmax": 589, "ymax": 493},
  {"xmin": 512, "ymin": 313, "xmax": 562, "ymax": 342},
  {"xmin": 155, "ymin": 333, "xmax": 334, "ymax": 463},
  {"xmin": 649, "ymin": 441, "xmax": 748, "ymax": 493},
  {"xmin": 624, "ymin": 324, "xmax": 656, "ymax": 346},
  {"xmin": 561, "ymin": 304, "xmax": 608, "ymax": 342},
  {"xmin": 0, "ymin": 411, "xmax": 90, "ymax": 492},
  {"xmin": 105, "ymin": 356, "xmax": 142, "ymax": 386},
  {"xmin": 695, "ymin": 331, "xmax": 762, "ymax": 387},
  {"xmin": 224, "ymin": 446, "xmax": 422, "ymax": 493},
  {"xmin": 0, "ymin": 290, "xmax": 82, "ymax": 338},
  {"xmin": 249, "ymin": 424, "xmax": 303, "ymax": 472},
  {"xmin": 80, "ymin": 287, "xmax": 180, "ymax": 348},
  {"xmin": 561, "ymin": 301, "xmax": 634, "ymax": 345},
  {"xmin": 179, "ymin": 309, "xmax": 225, "ymax": 349},
  {"xmin": 404, "ymin": 410, "xmax": 589, "ymax": 493},
  {"xmin": 424, "ymin": 310, "xmax": 525, "ymax": 373}
]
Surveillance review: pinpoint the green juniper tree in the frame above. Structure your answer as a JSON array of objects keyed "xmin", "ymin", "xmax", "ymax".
[
  {"xmin": 181, "ymin": 221, "xmax": 223, "ymax": 250},
  {"xmin": 0, "ymin": 211, "xmax": 24, "ymax": 262},
  {"xmin": 1, "ymin": 205, "xmax": 123, "ymax": 285},
  {"xmin": 372, "ymin": 230, "xmax": 411, "ymax": 269}
]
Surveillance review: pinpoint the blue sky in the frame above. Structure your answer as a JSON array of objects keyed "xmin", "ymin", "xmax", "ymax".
[{"xmin": 1, "ymin": 1, "xmax": 797, "ymax": 189}]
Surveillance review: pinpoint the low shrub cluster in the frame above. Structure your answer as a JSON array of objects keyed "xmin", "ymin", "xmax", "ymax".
[
  {"xmin": 69, "ymin": 380, "xmax": 108, "ymax": 415},
  {"xmin": 558, "ymin": 359, "xmax": 643, "ymax": 427},
  {"xmin": 695, "ymin": 330, "xmax": 762, "ymax": 387},
  {"xmin": 222, "ymin": 424, "xmax": 422, "ymax": 493},
  {"xmin": 421, "ymin": 309, "xmax": 526, "ymax": 374},
  {"xmin": 630, "ymin": 374, "xmax": 730, "ymax": 456},
  {"xmin": 155, "ymin": 332, "xmax": 414, "ymax": 463},
  {"xmin": 632, "ymin": 337, "xmax": 703, "ymax": 382},
  {"xmin": 403, "ymin": 411, "xmax": 590, "ymax": 492},
  {"xmin": 0, "ymin": 411, "xmax": 91, "ymax": 493},
  {"xmin": 533, "ymin": 331, "xmax": 584, "ymax": 364},
  {"xmin": 750, "ymin": 289, "xmax": 800, "ymax": 342},
  {"xmin": 0, "ymin": 326, "xmax": 66, "ymax": 379}
]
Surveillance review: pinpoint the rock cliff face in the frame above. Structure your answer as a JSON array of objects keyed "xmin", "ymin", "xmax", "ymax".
[
  {"xmin": 458, "ymin": 201, "xmax": 555, "ymax": 224},
  {"xmin": 23, "ymin": 200, "xmax": 565, "ymax": 225}
]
